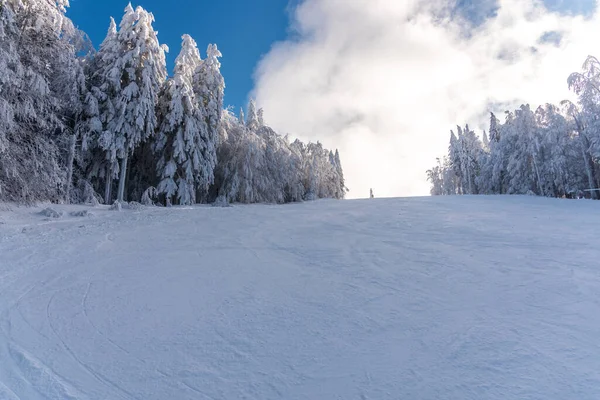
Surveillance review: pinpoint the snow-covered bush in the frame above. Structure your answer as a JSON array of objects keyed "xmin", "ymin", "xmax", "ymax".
[{"xmin": 110, "ymin": 201, "xmax": 122, "ymax": 212}]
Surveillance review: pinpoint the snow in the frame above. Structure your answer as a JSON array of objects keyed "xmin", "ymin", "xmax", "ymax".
[{"xmin": 1, "ymin": 196, "xmax": 599, "ymax": 399}]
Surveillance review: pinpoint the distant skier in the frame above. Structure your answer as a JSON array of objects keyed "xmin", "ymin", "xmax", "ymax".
[{"xmin": 370, "ymin": 188, "xmax": 374, "ymax": 199}]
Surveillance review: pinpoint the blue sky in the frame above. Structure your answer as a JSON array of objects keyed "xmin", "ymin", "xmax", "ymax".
[{"xmin": 67, "ymin": 0, "xmax": 290, "ymax": 112}]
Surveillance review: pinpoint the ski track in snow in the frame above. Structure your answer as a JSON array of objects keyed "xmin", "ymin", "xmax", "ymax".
[{"xmin": 0, "ymin": 197, "xmax": 599, "ymax": 399}]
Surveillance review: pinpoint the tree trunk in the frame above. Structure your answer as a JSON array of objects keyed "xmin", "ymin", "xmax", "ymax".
[
  {"xmin": 117, "ymin": 149, "xmax": 129, "ymax": 203},
  {"xmin": 105, "ymin": 164, "xmax": 113, "ymax": 205},
  {"xmin": 64, "ymin": 133, "xmax": 76, "ymax": 204},
  {"xmin": 532, "ymin": 157, "xmax": 544, "ymax": 196},
  {"xmin": 581, "ymin": 140, "xmax": 597, "ymax": 200},
  {"xmin": 124, "ymin": 154, "xmax": 131, "ymax": 203},
  {"xmin": 467, "ymin": 164, "xmax": 473, "ymax": 194}
]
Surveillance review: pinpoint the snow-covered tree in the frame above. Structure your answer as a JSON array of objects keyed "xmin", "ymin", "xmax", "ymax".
[
  {"xmin": 428, "ymin": 100, "xmax": 596, "ymax": 199},
  {"xmin": 212, "ymin": 103, "xmax": 345, "ymax": 204},
  {"xmin": 192, "ymin": 43, "xmax": 224, "ymax": 201},
  {"xmin": 488, "ymin": 112, "xmax": 506, "ymax": 194},
  {"xmin": 246, "ymin": 99, "xmax": 260, "ymax": 131},
  {"xmin": 0, "ymin": 0, "xmax": 87, "ymax": 203},
  {"xmin": 427, "ymin": 157, "xmax": 459, "ymax": 195},
  {"xmin": 561, "ymin": 100, "xmax": 597, "ymax": 198},
  {"xmin": 333, "ymin": 149, "xmax": 347, "ymax": 199},
  {"xmin": 87, "ymin": 17, "xmax": 121, "ymax": 203},
  {"xmin": 568, "ymin": 56, "xmax": 600, "ymax": 198},
  {"xmin": 503, "ymin": 105, "xmax": 545, "ymax": 195},
  {"xmin": 91, "ymin": 4, "xmax": 167, "ymax": 203},
  {"xmin": 447, "ymin": 125, "xmax": 484, "ymax": 195},
  {"xmin": 154, "ymin": 34, "xmax": 206, "ymax": 205},
  {"xmin": 534, "ymin": 104, "xmax": 581, "ymax": 197}
]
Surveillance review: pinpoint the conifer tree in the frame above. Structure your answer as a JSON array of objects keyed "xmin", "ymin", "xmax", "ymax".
[
  {"xmin": 155, "ymin": 35, "xmax": 205, "ymax": 205},
  {"xmin": 246, "ymin": 99, "xmax": 260, "ymax": 131},
  {"xmin": 92, "ymin": 4, "xmax": 167, "ymax": 203},
  {"xmin": 193, "ymin": 44, "xmax": 224, "ymax": 201}
]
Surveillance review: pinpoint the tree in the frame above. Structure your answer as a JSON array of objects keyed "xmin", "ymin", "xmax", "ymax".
[
  {"xmin": 212, "ymin": 104, "xmax": 345, "ymax": 204},
  {"xmin": 535, "ymin": 104, "xmax": 579, "ymax": 197},
  {"xmin": 92, "ymin": 5, "xmax": 167, "ymax": 203},
  {"xmin": 88, "ymin": 17, "xmax": 121, "ymax": 203},
  {"xmin": 561, "ymin": 100, "xmax": 597, "ymax": 198},
  {"xmin": 447, "ymin": 125, "xmax": 483, "ymax": 195},
  {"xmin": 488, "ymin": 112, "xmax": 506, "ymax": 194},
  {"xmin": 246, "ymin": 99, "xmax": 260, "ymax": 131},
  {"xmin": 333, "ymin": 149, "xmax": 347, "ymax": 199},
  {"xmin": 193, "ymin": 43, "xmax": 224, "ymax": 201},
  {"xmin": 568, "ymin": 56, "xmax": 600, "ymax": 198},
  {"xmin": 0, "ymin": 0, "xmax": 86, "ymax": 203},
  {"xmin": 154, "ymin": 35, "xmax": 202, "ymax": 205},
  {"xmin": 504, "ymin": 105, "xmax": 544, "ymax": 195}
]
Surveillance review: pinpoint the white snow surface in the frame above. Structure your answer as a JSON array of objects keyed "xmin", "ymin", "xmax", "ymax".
[{"xmin": 1, "ymin": 196, "xmax": 599, "ymax": 399}]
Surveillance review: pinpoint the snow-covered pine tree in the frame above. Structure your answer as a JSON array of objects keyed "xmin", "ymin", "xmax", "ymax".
[
  {"xmin": 64, "ymin": 60, "xmax": 88, "ymax": 204},
  {"xmin": 154, "ymin": 34, "xmax": 205, "ymax": 205},
  {"xmin": 88, "ymin": 17, "xmax": 121, "ymax": 203},
  {"xmin": 489, "ymin": 112, "xmax": 500, "ymax": 143},
  {"xmin": 246, "ymin": 99, "xmax": 260, "ymax": 132},
  {"xmin": 448, "ymin": 130, "xmax": 463, "ymax": 194},
  {"xmin": 477, "ymin": 112, "xmax": 506, "ymax": 195},
  {"xmin": 463, "ymin": 125, "xmax": 484, "ymax": 194},
  {"xmin": 560, "ymin": 100, "xmax": 597, "ymax": 198},
  {"xmin": 488, "ymin": 112, "xmax": 506, "ymax": 194},
  {"xmin": 116, "ymin": 5, "xmax": 167, "ymax": 202},
  {"xmin": 568, "ymin": 56, "xmax": 600, "ymax": 198},
  {"xmin": 534, "ymin": 104, "xmax": 564, "ymax": 197},
  {"xmin": 504, "ymin": 105, "xmax": 545, "ymax": 195},
  {"xmin": 212, "ymin": 110, "xmax": 245, "ymax": 202},
  {"xmin": 0, "ymin": 0, "xmax": 86, "ymax": 203},
  {"xmin": 476, "ymin": 135, "xmax": 491, "ymax": 194},
  {"xmin": 193, "ymin": 43, "xmax": 224, "ymax": 202},
  {"xmin": 333, "ymin": 149, "xmax": 347, "ymax": 199},
  {"xmin": 92, "ymin": 4, "xmax": 167, "ymax": 204}
]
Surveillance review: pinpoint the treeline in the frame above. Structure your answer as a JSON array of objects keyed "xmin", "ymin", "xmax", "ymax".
[
  {"xmin": 427, "ymin": 56, "xmax": 600, "ymax": 200},
  {"xmin": 0, "ymin": 1, "xmax": 346, "ymax": 205}
]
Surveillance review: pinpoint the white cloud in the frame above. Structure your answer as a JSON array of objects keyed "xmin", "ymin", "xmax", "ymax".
[{"xmin": 252, "ymin": 0, "xmax": 600, "ymax": 198}]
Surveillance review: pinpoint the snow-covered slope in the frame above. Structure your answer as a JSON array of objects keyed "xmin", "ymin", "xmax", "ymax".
[{"xmin": 1, "ymin": 196, "xmax": 599, "ymax": 400}]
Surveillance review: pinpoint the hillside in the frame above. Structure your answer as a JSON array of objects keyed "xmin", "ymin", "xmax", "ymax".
[{"xmin": 1, "ymin": 196, "xmax": 599, "ymax": 399}]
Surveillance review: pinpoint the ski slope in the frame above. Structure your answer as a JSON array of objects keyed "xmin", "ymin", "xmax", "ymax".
[{"xmin": 1, "ymin": 196, "xmax": 599, "ymax": 399}]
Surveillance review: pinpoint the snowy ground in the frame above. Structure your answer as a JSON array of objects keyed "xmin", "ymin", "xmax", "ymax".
[{"xmin": 0, "ymin": 196, "xmax": 599, "ymax": 400}]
